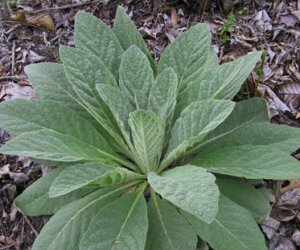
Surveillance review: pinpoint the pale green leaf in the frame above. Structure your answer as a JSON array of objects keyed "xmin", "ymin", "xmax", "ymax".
[
  {"xmin": 175, "ymin": 52, "xmax": 261, "ymax": 114},
  {"xmin": 119, "ymin": 45, "xmax": 154, "ymax": 109},
  {"xmin": 191, "ymin": 144, "xmax": 300, "ymax": 179},
  {"xmin": 113, "ymin": 6, "xmax": 156, "ymax": 72},
  {"xmin": 14, "ymin": 167, "xmax": 92, "ymax": 216},
  {"xmin": 159, "ymin": 24, "xmax": 212, "ymax": 91},
  {"xmin": 148, "ymin": 67, "xmax": 178, "ymax": 131},
  {"xmin": 79, "ymin": 190, "xmax": 148, "ymax": 250},
  {"xmin": 128, "ymin": 110, "xmax": 165, "ymax": 173},
  {"xmin": 216, "ymin": 178, "xmax": 271, "ymax": 221},
  {"xmin": 74, "ymin": 11, "xmax": 124, "ymax": 76},
  {"xmin": 31, "ymin": 186, "xmax": 130, "ymax": 250},
  {"xmin": 0, "ymin": 99, "xmax": 111, "ymax": 151},
  {"xmin": 146, "ymin": 194, "xmax": 197, "ymax": 250},
  {"xmin": 49, "ymin": 162, "xmax": 143, "ymax": 197},
  {"xmin": 184, "ymin": 195, "xmax": 267, "ymax": 250},
  {"xmin": 59, "ymin": 46, "xmax": 126, "ymax": 151},
  {"xmin": 0, "ymin": 129, "xmax": 119, "ymax": 163},
  {"xmin": 25, "ymin": 63, "xmax": 82, "ymax": 114},
  {"xmin": 161, "ymin": 99, "xmax": 235, "ymax": 169},
  {"xmin": 148, "ymin": 165, "xmax": 219, "ymax": 223},
  {"xmin": 187, "ymin": 98, "xmax": 269, "ymax": 155},
  {"xmin": 96, "ymin": 84, "xmax": 134, "ymax": 132}
]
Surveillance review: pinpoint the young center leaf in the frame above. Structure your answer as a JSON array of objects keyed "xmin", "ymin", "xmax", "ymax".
[
  {"xmin": 148, "ymin": 165, "xmax": 219, "ymax": 224},
  {"xmin": 128, "ymin": 111, "xmax": 165, "ymax": 173}
]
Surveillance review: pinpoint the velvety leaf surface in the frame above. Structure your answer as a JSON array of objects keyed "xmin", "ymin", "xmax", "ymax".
[
  {"xmin": 148, "ymin": 165, "xmax": 219, "ymax": 223},
  {"xmin": 32, "ymin": 186, "xmax": 128, "ymax": 250},
  {"xmin": 161, "ymin": 99, "xmax": 235, "ymax": 168},
  {"xmin": 0, "ymin": 129, "xmax": 119, "ymax": 163},
  {"xmin": 74, "ymin": 11, "xmax": 124, "ymax": 76},
  {"xmin": 49, "ymin": 162, "xmax": 142, "ymax": 197},
  {"xmin": 184, "ymin": 195, "xmax": 267, "ymax": 250},
  {"xmin": 113, "ymin": 6, "xmax": 156, "ymax": 71},
  {"xmin": 14, "ymin": 167, "xmax": 92, "ymax": 216},
  {"xmin": 128, "ymin": 111, "xmax": 165, "ymax": 173},
  {"xmin": 176, "ymin": 52, "xmax": 261, "ymax": 114},
  {"xmin": 216, "ymin": 178, "xmax": 270, "ymax": 221},
  {"xmin": 0, "ymin": 99, "xmax": 110, "ymax": 150},
  {"xmin": 80, "ymin": 190, "xmax": 148, "ymax": 250},
  {"xmin": 146, "ymin": 194, "xmax": 197, "ymax": 250},
  {"xmin": 59, "ymin": 46, "xmax": 125, "ymax": 150},
  {"xmin": 159, "ymin": 24, "xmax": 212, "ymax": 92},
  {"xmin": 119, "ymin": 45, "xmax": 154, "ymax": 109},
  {"xmin": 148, "ymin": 67, "xmax": 178, "ymax": 132},
  {"xmin": 96, "ymin": 84, "xmax": 134, "ymax": 132},
  {"xmin": 192, "ymin": 144, "xmax": 300, "ymax": 179},
  {"xmin": 25, "ymin": 63, "xmax": 83, "ymax": 114}
]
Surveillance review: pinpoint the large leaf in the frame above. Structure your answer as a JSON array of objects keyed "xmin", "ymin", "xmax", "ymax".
[
  {"xmin": 74, "ymin": 11, "xmax": 124, "ymax": 77},
  {"xmin": 148, "ymin": 67, "xmax": 178, "ymax": 132},
  {"xmin": 161, "ymin": 99, "xmax": 235, "ymax": 169},
  {"xmin": 25, "ymin": 63, "xmax": 85, "ymax": 117},
  {"xmin": 80, "ymin": 187, "xmax": 148, "ymax": 250},
  {"xmin": 49, "ymin": 162, "xmax": 143, "ymax": 197},
  {"xmin": 14, "ymin": 167, "xmax": 92, "ymax": 216},
  {"xmin": 128, "ymin": 110, "xmax": 165, "ymax": 173},
  {"xmin": 146, "ymin": 193, "xmax": 197, "ymax": 250},
  {"xmin": 113, "ymin": 6, "xmax": 156, "ymax": 72},
  {"xmin": 0, "ymin": 99, "xmax": 111, "ymax": 151},
  {"xmin": 216, "ymin": 178, "xmax": 270, "ymax": 221},
  {"xmin": 31, "ymin": 185, "xmax": 132, "ymax": 250},
  {"xmin": 96, "ymin": 84, "xmax": 134, "ymax": 133},
  {"xmin": 0, "ymin": 129, "xmax": 120, "ymax": 163},
  {"xmin": 187, "ymin": 98, "xmax": 269, "ymax": 156},
  {"xmin": 148, "ymin": 165, "xmax": 219, "ymax": 223},
  {"xmin": 59, "ymin": 46, "xmax": 126, "ymax": 151},
  {"xmin": 192, "ymin": 144, "xmax": 300, "ymax": 179},
  {"xmin": 184, "ymin": 195, "xmax": 267, "ymax": 250},
  {"xmin": 176, "ymin": 52, "xmax": 261, "ymax": 114},
  {"xmin": 159, "ymin": 24, "xmax": 213, "ymax": 91},
  {"xmin": 209, "ymin": 51, "xmax": 261, "ymax": 100},
  {"xmin": 119, "ymin": 45, "xmax": 154, "ymax": 109}
]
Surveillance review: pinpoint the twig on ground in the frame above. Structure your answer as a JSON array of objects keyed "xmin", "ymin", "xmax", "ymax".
[
  {"xmin": 11, "ymin": 40, "xmax": 16, "ymax": 76},
  {"xmin": 22, "ymin": 214, "xmax": 38, "ymax": 237},
  {"xmin": 26, "ymin": 0, "xmax": 108, "ymax": 14}
]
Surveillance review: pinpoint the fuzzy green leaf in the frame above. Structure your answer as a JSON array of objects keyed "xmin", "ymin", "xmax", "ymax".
[
  {"xmin": 119, "ymin": 45, "xmax": 154, "ymax": 109},
  {"xmin": 184, "ymin": 195, "xmax": 267, "ymax": 250},
  {"xmin": 14, "ymin": 167, "xmax": 92, "ymax": 216},
  {"xmin": 74, "ymin": 11, "xmax": 124, "ymax": 76},
  {"xmin": 148, "ymin": 67, "xmax": 178, "ymax": 132},
  {"xmin": 146, "ymin": 194, "xmax": 197, "ymax": 250},
  {"xmin": 148, "ymin": 165, "xmax": 219, "ymax": 223},
  {"xmin": 161, "ymin": 99, "xmax": 235, "ymax": 169},
  {"xmin": 31, "ymin": 186, "xmax": 129, "ymax": 250},
  {"xmin": 128, "ymin": 111, "xmax": 165, "ymax": 173},
  {"xmin": 216, "ymin": 178, "xmax": 271, "ymax": 221},
  {"xmin": 176, "ymin": 52, "xmax": 261, "ymax": 114},
  {"xmin": 0, "ymin": 99, "xmax": 110, "ymax": 150},
  {"xmin": 192, "ymin": 144, "xmax": 300, "ymax": 179},
  {"xmin": 159, "ymin": 24, "xmax": 213, "ymax": 91},
  {"xmin": 49, "ymin": 162, "xmax": 142, "ymax": 197},
  {"xmin": 113, "ymin": 6, "xmax": 156, "ymax": 72},
  {"xmin": 79, "ymin": 190, "xmax": 148, "ymax": 250}
]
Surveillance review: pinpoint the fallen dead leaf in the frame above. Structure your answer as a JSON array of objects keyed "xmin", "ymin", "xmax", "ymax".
[
  {"xmin": 10, "ymin": 10, "xmax": 55, "ymax": 32},
  {"xmin": 171, "ymin": 7, "xmax": 178, "ymax": 27},
  {"xmin": 281, "ymin": 180, "xmax": 300, "ymax": 194}
]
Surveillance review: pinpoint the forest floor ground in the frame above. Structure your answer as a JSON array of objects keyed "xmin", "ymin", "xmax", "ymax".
[{"xmin": 0, "ymin": 0, "xmax": 300, "ymax": 249}]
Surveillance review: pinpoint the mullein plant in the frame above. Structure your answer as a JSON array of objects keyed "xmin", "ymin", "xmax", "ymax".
[{"xmin": 0, "ymin": 6, "xmax": 299, "ymax": 250}]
